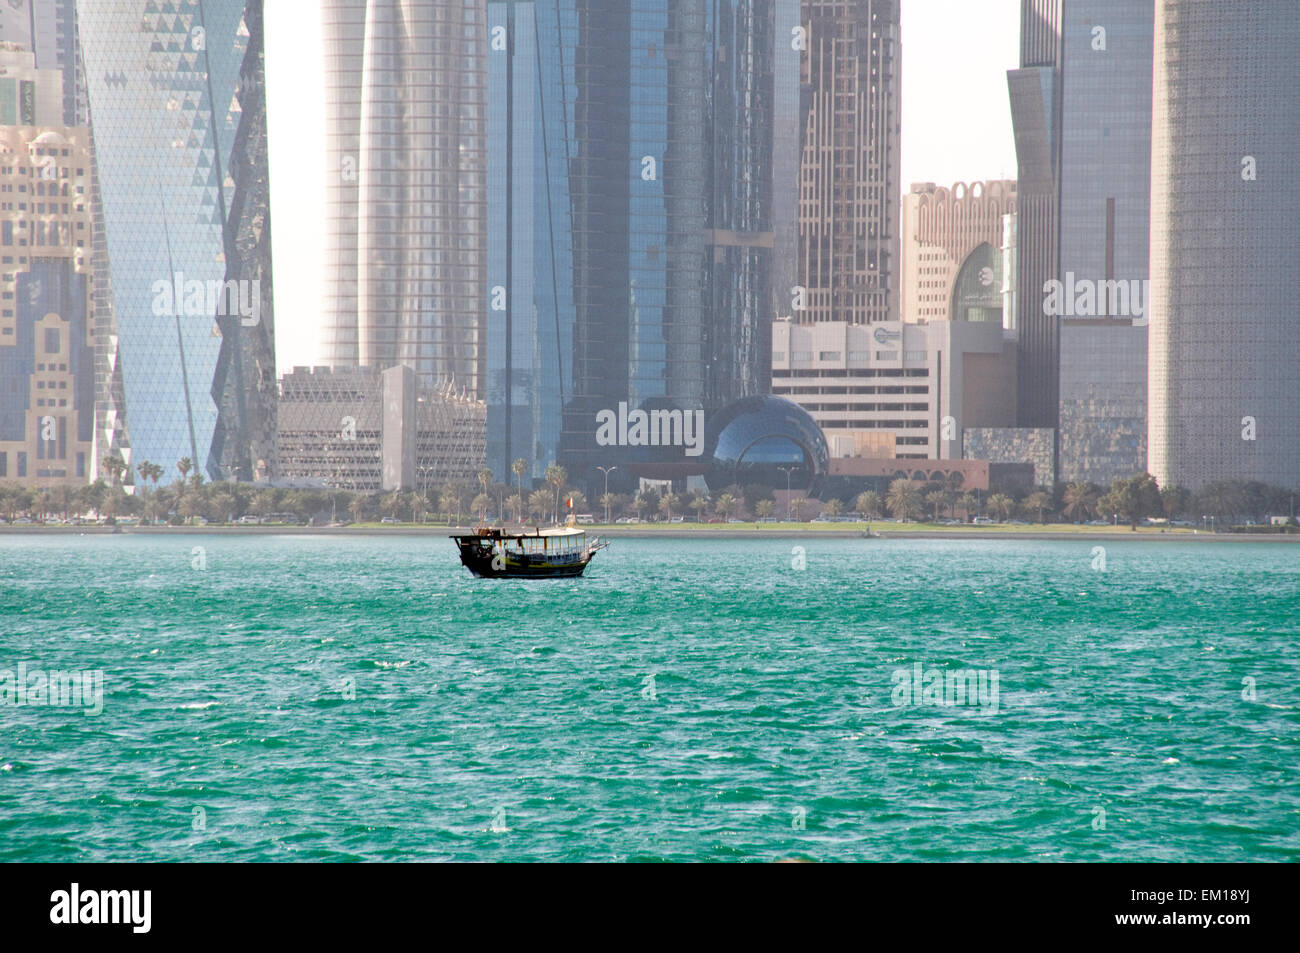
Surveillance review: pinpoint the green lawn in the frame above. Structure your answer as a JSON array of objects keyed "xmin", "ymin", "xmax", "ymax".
[{"xmin": 576, "ymin": 520, "xmax": 1204, "ymax": 534}]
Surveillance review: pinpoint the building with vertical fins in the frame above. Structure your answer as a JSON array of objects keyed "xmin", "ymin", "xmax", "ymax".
[
  {"xmin": 1006, "ymin": 0, "xmax": 1061, "ymax": 434},
  {"xmin": 1004, "ymin": 0, "xmax": 1153, "ymax": 486},
  {"xmin": 795, "ymin": 0, "xmax": 900, "ymax": 326},
  {"xmin": 76, "ymin": 0, "xmax": 276, "ymax": 484},
  {"xmin": 319, "ymin": 0, "xmax": 487, "ymax": 397},
  {"xmin": 1054, "ymin": 0, "xmax": 1152, "ymax": 486},
  {"xmin": 1148, "ymin": 0, "xmax": 1300, "ymax": 490}
]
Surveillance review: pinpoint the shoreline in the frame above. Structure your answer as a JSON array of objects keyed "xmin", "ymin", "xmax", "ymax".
[{"xmin": 2, "ymin": 524, "xmax": 1297, "ymax": 542}]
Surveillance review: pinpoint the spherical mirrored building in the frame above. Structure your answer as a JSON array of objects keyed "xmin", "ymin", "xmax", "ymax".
[{"xmin": 703, "ymin": 396, "xmax": 828, "ymax": 493}]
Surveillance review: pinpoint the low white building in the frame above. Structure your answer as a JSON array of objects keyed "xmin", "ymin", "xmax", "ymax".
[{"xmin": 771, "ymin": 319, "xmax": 1017, "ymax": 461}]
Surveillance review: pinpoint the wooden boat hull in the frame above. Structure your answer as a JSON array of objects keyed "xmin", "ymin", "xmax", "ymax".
[{"xmin": 454, "ymin": 536, "xmax": 596, "ymax": 578}]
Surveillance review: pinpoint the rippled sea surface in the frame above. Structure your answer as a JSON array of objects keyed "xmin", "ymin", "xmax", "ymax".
[{"xmin": 1, "ymin": 534, "xmax": 1297, "ymax": 861}]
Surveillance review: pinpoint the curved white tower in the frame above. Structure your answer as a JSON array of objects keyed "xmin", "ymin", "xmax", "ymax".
[{"xmin": 320, "ymin": 0, "xmax": 487, "ymax": 395}]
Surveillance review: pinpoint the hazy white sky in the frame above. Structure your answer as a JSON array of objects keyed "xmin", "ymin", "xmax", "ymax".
[{"xmin": 265, "ymin": 0, "xmax": 1020, "ymax": 374}]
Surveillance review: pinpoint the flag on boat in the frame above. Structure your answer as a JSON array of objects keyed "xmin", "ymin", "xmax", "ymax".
[{"xmin": 566, "ymin": 497, "xmax": 574, "ymax": 509}]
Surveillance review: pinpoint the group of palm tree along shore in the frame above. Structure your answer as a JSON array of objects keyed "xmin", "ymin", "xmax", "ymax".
[{"xmin": 0, "ymin": 455, "xmax": 1293, "ymax": 530}]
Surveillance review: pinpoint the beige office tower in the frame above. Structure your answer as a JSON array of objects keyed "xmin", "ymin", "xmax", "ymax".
[
  {"xmin": 320, "ymin": 0, "xmax": 487, "ymax": 396},
  {"xmin": 1148, "ymin": 0, "xmax": 1300, "ymax": 490},
  {"xmin": 795, "ymin": 0, "xmax": 900, "ymax": 325},
  {"xmin": 900, "ymin": 180, "xmax": 1018, "ymax": 324},
  {"xmin": 0, "ymin": 122, "xmax": 95, "ymax": 487}
]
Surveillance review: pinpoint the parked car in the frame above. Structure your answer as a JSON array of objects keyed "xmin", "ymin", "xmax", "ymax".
[
  {"xmin": 380, "ymin": 517, "xmax": 399, "ymax": 524},
  {"xmin": 669, "ymin": 516, "xmax": 684, "ymax": 523}
]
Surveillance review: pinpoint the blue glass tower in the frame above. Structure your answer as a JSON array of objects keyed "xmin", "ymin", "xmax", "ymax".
[{"xmin": 487, "ymin": 0, "xmax": 798, "ymax": 492}]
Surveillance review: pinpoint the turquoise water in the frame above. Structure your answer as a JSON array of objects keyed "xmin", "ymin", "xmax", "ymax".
[{"xmin": 1, "ymin": 534, "xmax": 1297, "ymax": 862}]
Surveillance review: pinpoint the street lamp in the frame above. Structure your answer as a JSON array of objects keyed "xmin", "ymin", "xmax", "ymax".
[
  {"xmin": 597, "ymin": 466, "xmax": 617, "ymax": 523},
  {"xmin": 777, "ymin": 465, "xmax": 797, "ymax": 520}
]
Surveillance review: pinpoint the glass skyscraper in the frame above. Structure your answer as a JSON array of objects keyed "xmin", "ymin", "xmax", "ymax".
[
  {"xmin": 485, "ymin": 0, "xmax": 575, "ymax": 484},
  {"xmin": 1008, "ymin": 0, "xmax": 1153, "ymax": 485},
  {"xmin": 486, "ymin": 0, "xmax": 798, "ymax": 489},
  {"xmin": 1007, "ymin": 0, "xmax": 1062, "ymax": 433},
  {"xmin": 77, "ymin": 0, "xmax": 276, "ymax": 482},
  {"xmin": 1055, "ymin": 0, "xmax": 1151, "ymax": 485},
  {"xmin": 319, "ymin": 0, "xmax": 487, "ymax": 396}
]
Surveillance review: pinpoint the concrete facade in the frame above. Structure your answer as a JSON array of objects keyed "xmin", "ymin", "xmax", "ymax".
[
  {"xmin": 277, "ymin": 365, "xmax": 486, "ymax": 493},
  {"xmin": 772, "ymin": 319, "xmax": 1016, "ymax": 462},
  {"xmin": 900, "ymin": 180, "xmax": 1017, "ymax": 325}
]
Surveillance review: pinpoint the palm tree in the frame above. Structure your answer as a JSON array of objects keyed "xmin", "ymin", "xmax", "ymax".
[
  {"xmin": 632, "ymin": 491, "xmax": 653, "ymax": 521},
  {"xmin": 659, "ymin": 492, "xmax": 680, "ymax": 522},
  {"xmin": 822, "ymin": 498, "xmax": 845, "ymax": 518},
  {"xmin": 855, "ymin": 490, "xmax": 881, "ymax": 519},
  {"xmin": 689, "ymin": 494, "xmax": 709, "ymax": 523},
  {"xmin": 600, "ymin": 492, "xmax": 617, "ymax": 524},
  {"xmin": 135, "ymin": 461, "xmax": 162, "ymax": 522},
  {"xmin": 545, "ymin": 465, "xmax": 567, "ymax": 524},
  {"xmin": 475, "ymin": 468, "xmax": 493, "ymax": 524},
  {"xmin": 472, "ymin": 493, "xmax": 492, "ymax": 522},
  {"xmin": 53, "ymin": 484, "xmax": 74, "ymax": 522},
  {"xmin": 715, "ymin": 493, "xmax": 737, "ymax": 520},
  {"xmin": 987, "ymin": 493, "xmax": 1015, "ymax": 522},
  {"xmin": 756, "ymin": 499, "xmax": 775, "ymax": 521},
  {"xmin": 348, "ymin": 496, "xmax": 366, "ymax": 523},
  {"xmin": 943, "ymin": 470, "xmax": 965, "ymax": 506},
  {"xmin": 789, "ymin": 497, "xmax": 808, "ymax": 521},
  {"xmin": 1063, "ymin": 482, "xmax": 1095, "ymax": 522},
  {"xmin": 251, "ymin": 490, "xmax": 277, "ymax": 520},
  {"xmin": 924, "ymin": 490, "xmax": 946, "ymax": 522},
  {"xmin": 511, "ymin": 459, "xmax": 528, "ymax": 523},
  {"xmin": 958, "ymin": 492, "xmax": 980, "ymax": 521},
  {"xmin": 82, "ymin": 480, "xmax": 106, "ymax": 521},
  {"xmin": 886, "ymin": 478, "xmax": 921, "ymax": 521},
  {"xmin": 207, "ymin": 485, "xmax": 237, "ymax": 524},
  {"xmin": 100, "ymin": 452, "xmax": 127, "ymax": 488},
  {"xmin": 505, "ymin": 493, "xmax": 523, "ymax": 523},
  {"xmin": 440, "ymin": 482, "xmax": 465, "ymax": 525},
  {"xmin": 528, "ymin": 488, "xmax": 551, "ymax": 522},
  {"xmin": 1025, "ymin": 490, "xmax": 1053, "ymax": 524}
]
